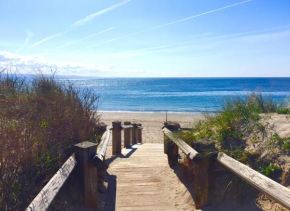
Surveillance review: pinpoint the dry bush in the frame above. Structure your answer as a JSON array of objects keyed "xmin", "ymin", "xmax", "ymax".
[{"xmin": 0, "ymin": 72, "xmax": 100, "ymax": 210}]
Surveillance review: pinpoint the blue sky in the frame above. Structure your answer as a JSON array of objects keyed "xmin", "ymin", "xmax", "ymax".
[{"xmin": 1, "ymin": 0, "xmax": 290, "ymax": 77}]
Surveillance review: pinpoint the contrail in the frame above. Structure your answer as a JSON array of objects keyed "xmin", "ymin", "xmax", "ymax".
[
  {"xmin": 16, "ymin": 30, "xmax": 34, "ymax": 53},
  {"xmin": 29, "ymin": 31, "xmax": 67, "ymax": 48},
  {"xmin": 59, "ymin": 27, "xmax": 115, "ymax": 48},
  {"xmin": 143, "ymin": 24, "xmax": 290, "ymax": 54},
  {"xmin": 75, "ymin": 0, "xmax": 252, "ymax": 52},
  {"xmin": 72, "ymin": 38, "xmax": 120, "ymax": 53},
  {"xmin": 26, "ymin": 1, "xmax": 130, "ymax": 49},
  {"xmin": 72, "ymin": 0, "xmax": 131, "ymax": 27},
  {"xmin": 148, "ymin": 0, "xmax": 252, "ymax": 31}
]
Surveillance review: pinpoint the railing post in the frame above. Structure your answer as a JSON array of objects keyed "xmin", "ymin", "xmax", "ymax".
[
  {"xmin": 123, "ymin": 121, "xmax": 131, "ymax": 148},
  {"xmin": 74, "ymin": 141, "xmax": 98, "ymax": 210},
  {"xmin": 191, "ymin": 139, "xmax": 216, "ymax": 209},
  {"xmin": 131, "ymin": 123, "xmax": 137, "ymax": 144},
  {"xmin": 112, "ymin": 121, "xmax": 122, "ymax": 155},
  {"xmin": 163, "ymin": 121, "xmax": 180, "ymax": 167},
  {"xmin": 137, "ymin": 123, "xmax": 142, "ymax": 143}
]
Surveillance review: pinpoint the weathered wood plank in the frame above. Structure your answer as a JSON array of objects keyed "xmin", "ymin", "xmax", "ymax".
[
  {"xmin": 162, "ymin": 127, "xmax": 199, "ymax": 161},
  {"xmin": 122, "ymin": 125, "xmax": 134, "ymax": 129},
  {"xmin": 217, "ymin": 152, "xmax": 290, "ymax": 210},
  {"xmin": 26, "ymin": 155, "xmax": 77, "ymax": 211},
  {"xmin": 107, "ymin": 143, "xmax": 179, "ymax": 210},
  {"xmin": 96, "ymin": 128, "xmax": 111, "ymax": 161}
]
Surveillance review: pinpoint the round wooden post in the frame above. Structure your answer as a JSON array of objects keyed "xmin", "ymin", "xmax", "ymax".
[
  {"xmin": 163, "ymin": 122, "xmax": 180, "ymax": 167},
  {"xmin": 74, "ymin": 141, "xmax": 98, "ymax": 210},
  {"xmin": 137, "ymin": 123, "xmax": 142, "ymax": 143},
  {"xmin": 131, "ymin": 123, "xmax": 137, "ymax": 144},
  {"xmin": 123, "ymin": 121, "xmax": 131, "ymax": 148},
  {"xmin": 112, "ymin": 121, "xmax": 122, "ymax": 155},
  {"xmin": 192, "ymin": 138, "xmax": 216, "ymax": 209}
]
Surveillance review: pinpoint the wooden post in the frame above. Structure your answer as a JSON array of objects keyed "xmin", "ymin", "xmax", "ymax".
[
  {"xmin": 137, "ymin": 123, "xmax": 142, "ymax": 143},
  {"xmin": 164, "ymin": 133, "xmax": 169, "ymax": 154},
  {"xmin": 124, "ymin": 121, "xmax": 131, "ymax": 148},
  {"xmin": 192, "ymin": 138, "xmax": 216, "ymax": 209},
  {"xmin": 74, "ymin": 141, "xmax": 98, "ymax": 210},
  {"xmin": 131, "ymin": 123, "xmax": 137, "ymax": 144},
  {"xmin": 163, "ymin": 121, "xmax": 180, "ymax": 167},
  {"xmin": 112, "ymin": 121, "xmax": 122, "ymax": 155}
]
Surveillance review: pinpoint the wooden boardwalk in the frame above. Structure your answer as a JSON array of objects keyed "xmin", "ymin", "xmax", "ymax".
[{"xmin": 106, "ymin": 143, "xmax": 177, "ymax": 211}]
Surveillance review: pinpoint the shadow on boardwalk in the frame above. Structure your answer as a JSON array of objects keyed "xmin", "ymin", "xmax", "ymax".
[
  {"xmin": 98, "ymin": 144, "xmax": 140, "ymax": 211},
  {"xmin": 105, "ymin": 144, "xmax": 140, "ymax": 167}
]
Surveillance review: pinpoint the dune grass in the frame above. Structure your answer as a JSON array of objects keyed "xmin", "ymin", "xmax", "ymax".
[
  {"xmin": 180, "ymin": 93, "xmax": 289, "ymax": 201},
  {"xmin": 0, "ymin": 71, "xmax": 101, "ymax": 210}
]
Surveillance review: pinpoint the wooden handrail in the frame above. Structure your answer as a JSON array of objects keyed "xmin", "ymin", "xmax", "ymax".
[
  {"xmin": 96, "ymin": 128, "xmax": 111, "ymax": 162},
  {"xmin": 163, "ymin": 127, "xmax": 290, "ymax": 210},
  {"xmin": 91, "ymin": 128, "xmax": 112, "ymax": 168},
  {"xmin": 26, "ymin": 155, "xmax": 77, "ymax": 211},
  {"xmin": 217, "ymin": 152, "xmax": 290, "ymax": 210},
  {"xmin": 162, "ymin": 127, "xmax": 199, "ymax": 160}
]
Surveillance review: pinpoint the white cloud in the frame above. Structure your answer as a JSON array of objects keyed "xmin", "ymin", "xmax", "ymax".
[
  {"xmin": 72, "ymin": 0, "xmax": 131, "ymax": 27},
  {"xmin": 0, "ymin": 51, "xmax": 145, "ymax": 76}
]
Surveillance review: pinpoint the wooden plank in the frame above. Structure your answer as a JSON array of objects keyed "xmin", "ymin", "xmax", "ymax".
[
  {"xmin": 96, "ymin": 128, "xmax": 111, "ymax": 161},
  {"xmin": 26, "ymin": 155, "xmax": 77, "ymax": 211},
  {"xmin": 162, "ymin": 127, "xmax": 199, "ymax": 161},
  {"xmin": 122, "ymin": 125, "xmax": 134, "ymax": 129},
  {"xmin": 107, "ymin": 143, "xmax": 179, "ymax": 210},
  {"xmin": 217, "ymin": 152, "xmax": 290, "ymax": 210}
]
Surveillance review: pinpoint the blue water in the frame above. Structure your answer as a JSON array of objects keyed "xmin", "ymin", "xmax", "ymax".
[{"xmin": 67, "ymin": 78, "xmax": 290, "ymax": 112}]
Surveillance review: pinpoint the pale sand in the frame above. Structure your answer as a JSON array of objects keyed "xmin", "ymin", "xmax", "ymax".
[{"xmin": 99, "ymin": 111, "xmax": 204, "ymax": 144}]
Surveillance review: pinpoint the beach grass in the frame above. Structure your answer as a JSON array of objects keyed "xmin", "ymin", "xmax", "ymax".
[
  {"xmin": 0, "ymin": 71, "xmax": 101, "ymax": 210},
  {"xmin": 180, "ymin": 93, "xmax": 289, "ymax": 201}
]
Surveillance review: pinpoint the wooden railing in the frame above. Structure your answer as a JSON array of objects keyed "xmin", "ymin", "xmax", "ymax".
[
  {"xmin": 26, "ymin": 155, "xmax": 77, "ymax": 211},
  {"xmin": 26, "ymin": 126, "xmax": 111, "ymax": 211},
  {"xmin": 26, "ymin": 121, "xmax": 143, "ymax": 211},
  {"xmin": 163, "ymin": 122, "xmax": 290, "ymax": 210}
]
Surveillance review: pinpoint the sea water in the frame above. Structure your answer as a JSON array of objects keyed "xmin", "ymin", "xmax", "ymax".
[{"xmin": 66, "ymin": 78, "xmax": 290, "ymax": 113}]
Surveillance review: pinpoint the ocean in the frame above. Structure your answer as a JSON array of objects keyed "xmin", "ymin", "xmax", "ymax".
[{"xmin": 68, "ymin": 78, "xmax": 290, "ymax": 113}]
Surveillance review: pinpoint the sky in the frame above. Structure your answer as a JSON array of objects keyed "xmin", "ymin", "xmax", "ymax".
[{"xmin": 0, "ymin": 0, "xmax": 290, "ymax": 77}]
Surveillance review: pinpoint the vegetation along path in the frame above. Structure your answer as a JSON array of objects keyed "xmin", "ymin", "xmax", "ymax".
[{"xmin": 102, "ymin": 143, "xmax": 195, "ymax": 211}]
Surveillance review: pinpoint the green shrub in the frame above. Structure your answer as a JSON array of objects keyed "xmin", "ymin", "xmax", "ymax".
[
  {"xmin": 0, "ymin": 72, "xmax": 100, "ymax": 210},
  {"xmin": 258, "ymin": 163, "xmax": 282, "ymax": 181},
  {"xmin": 277, "ymin": 107, "xmax": 290, "ymax": 114},
  {"xmin": 269, "ymin": 133, "xmax": 290, "ymax": 152}
]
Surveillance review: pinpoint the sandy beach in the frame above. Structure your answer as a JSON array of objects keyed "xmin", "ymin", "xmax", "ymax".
[{"xmin": 99, "ymin": 111, "xmax": 204, "ymax": 143}]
